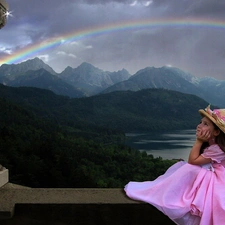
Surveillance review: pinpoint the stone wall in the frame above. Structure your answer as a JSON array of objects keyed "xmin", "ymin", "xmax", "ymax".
[{"xmin": 0, "ymin": 183, "xmax": 175, "ymax": 225}]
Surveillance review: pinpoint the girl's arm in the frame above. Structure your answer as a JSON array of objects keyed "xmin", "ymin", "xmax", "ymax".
[
  {"xmin": 188, "ymin": 139, "xmax": 211, "ymax": 165},
  {"xmin": 188, "ymin": 130, "xmax": 212, "ymax": 165}
]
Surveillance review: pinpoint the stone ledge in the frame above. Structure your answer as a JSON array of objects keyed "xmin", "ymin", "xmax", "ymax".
[
  {"xmin": 0, "ymin": 183, "xmax": 175, "ymax": 224},
  {"xmin": 0, "ymin": 184, "xmax": 137, "ymax": 219}
]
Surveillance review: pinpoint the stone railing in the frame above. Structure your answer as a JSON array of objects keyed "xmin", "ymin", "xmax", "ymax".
[{"xmin": 0, "ymin": 167, "xmax": 175, "ymax": 225}]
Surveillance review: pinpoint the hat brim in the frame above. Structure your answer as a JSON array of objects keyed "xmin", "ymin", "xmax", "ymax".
[{"xmin": 199, "ymin": 109, "xmax": 225, "ymax": 133}]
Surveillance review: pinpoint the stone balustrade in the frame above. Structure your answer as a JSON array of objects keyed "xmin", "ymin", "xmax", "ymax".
[{"xmin": 0, "ymin": 166, "xmax": 175, "ymax": 224}]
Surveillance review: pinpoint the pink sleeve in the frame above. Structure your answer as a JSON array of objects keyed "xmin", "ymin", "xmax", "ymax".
[{"xmin": 201, "ymin": 144, "xmax": 225, "ymax": 163}]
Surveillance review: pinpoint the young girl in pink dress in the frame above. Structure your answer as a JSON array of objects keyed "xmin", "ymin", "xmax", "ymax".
[{"xmin": 124, "ymin": 105, "xmax": 225, "ymax": 225}]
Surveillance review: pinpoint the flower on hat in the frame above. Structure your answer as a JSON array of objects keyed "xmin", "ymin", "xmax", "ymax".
[
  {"xmin": 212, "ymin": 110, "xmax": 225, "ymax": 127},
  {"xmin": 205, "ymin": 105, "xmax": 225, "ymax": 127}
]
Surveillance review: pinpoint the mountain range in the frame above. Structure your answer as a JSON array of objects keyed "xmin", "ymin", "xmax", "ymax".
[{"xmin": 0, "ymin": 57, "xmax": 224, "ymax": 107}]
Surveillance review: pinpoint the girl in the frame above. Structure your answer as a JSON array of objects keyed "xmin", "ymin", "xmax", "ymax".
[{"xmin": 124, "ymin": 105, "xmax": 225, "ymax": 225}]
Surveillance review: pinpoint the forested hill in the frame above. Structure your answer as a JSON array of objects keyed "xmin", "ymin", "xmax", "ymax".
[
  {"xmin": 0, "ymin": 84, "xmax": 210, "ymax": 132},
  {"xmin": 0, "ymin": 85, "xmax": 210, "ymax": 188}
]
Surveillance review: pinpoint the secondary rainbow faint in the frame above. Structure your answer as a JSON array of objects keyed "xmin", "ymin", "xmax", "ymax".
[{"xmin": 1, "ymin": 17, "xmax": 225, "ymax": 66}]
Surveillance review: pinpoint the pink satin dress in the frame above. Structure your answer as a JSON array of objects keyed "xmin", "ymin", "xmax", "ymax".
[{"xmin": 124, "ymin": 144, "xmax": 225, "ymax": 225}]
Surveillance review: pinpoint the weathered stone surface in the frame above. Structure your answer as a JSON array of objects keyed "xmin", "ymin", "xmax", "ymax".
[{"xmin": 0, "ymin": 184, "xmax": 175, "ymax": 224}]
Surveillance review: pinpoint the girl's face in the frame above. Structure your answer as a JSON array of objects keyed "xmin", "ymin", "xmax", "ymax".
[{"xmin": 196, "ymin": 116, "xmax": 219, "ymax": 138}]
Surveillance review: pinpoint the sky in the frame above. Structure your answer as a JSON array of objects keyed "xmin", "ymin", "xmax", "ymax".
[{"xmin": 1, "ymin": 0, "xmax": 225, "ymax": 80}]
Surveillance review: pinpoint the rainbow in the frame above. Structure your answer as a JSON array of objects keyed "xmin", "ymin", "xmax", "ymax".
[{"xmin": 1, "ymin": 17, "xmax": 225, "ymax": 65}]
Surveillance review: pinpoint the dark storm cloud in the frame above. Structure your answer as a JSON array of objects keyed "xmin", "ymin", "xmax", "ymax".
[
  {"xmin": 76, "ymin": 0, "xmax": 134, "ymax": 4},
  {"xmin": 1, "ymin": 0, "xmax": 225, "ymax": 79},
  {"xmin": 183, "ymin": 0, "xmax": 225, "ymax": 17}
]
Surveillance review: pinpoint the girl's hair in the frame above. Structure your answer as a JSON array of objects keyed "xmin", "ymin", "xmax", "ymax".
[
  {"xmin": 200, "ymin": 142, "xmax": 209, "ymax": 154},
  {"xmin": 215, "ymin": 126, "xmax": 225, "ymax": 152},
  {"xmin": 200, "ymin": 122, "xmax": 225, "ymax": 153}
]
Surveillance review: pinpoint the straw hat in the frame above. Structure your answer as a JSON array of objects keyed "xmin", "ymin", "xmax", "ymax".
[{"xmin": 199, "ymin": 105, "xmax": 225, "ymax": 133}]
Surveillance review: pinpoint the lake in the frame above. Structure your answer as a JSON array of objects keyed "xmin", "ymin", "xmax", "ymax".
[{"xmin": 125, "ymin": 129, "xmax": 196, "ymax": 161}]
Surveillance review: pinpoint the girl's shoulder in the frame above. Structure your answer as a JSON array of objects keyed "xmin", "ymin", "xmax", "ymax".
[{"xmin": 202, "ymin": 144, "xmax": 225, "ymax": 163}]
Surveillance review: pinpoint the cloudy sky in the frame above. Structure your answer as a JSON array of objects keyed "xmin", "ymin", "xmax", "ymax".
[{"xmin": 1, "ymin": 0, "xmax": 225, "ymax": 79}]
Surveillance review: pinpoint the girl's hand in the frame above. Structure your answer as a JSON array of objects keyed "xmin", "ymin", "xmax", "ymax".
[{"xmin": 196, "ymin": 129, "xmax": 211, "ymax": 142}]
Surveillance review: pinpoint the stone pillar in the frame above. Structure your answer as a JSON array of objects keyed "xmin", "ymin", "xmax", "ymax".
[
  {"xmin": 0, "ymin": 165, "xmax": 8, "ymax": 187},
  {"xmin": 0, "ymin": 0, "xmax": 9, "ymax": 29}
]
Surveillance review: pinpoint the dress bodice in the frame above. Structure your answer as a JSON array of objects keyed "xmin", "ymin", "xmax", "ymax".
[{"xmin": 201, "ymin": 144, "xmax": 225, "ymax": 164}]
